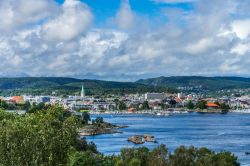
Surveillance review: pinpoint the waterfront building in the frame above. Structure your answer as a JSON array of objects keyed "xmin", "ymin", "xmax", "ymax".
[
  {"xmin": 206, "ymin": 102, "xmax": 220, "ymax": 109},
  {"xmin": 10, "ymin": 96, "xmax": 24, "ymax": 104}
]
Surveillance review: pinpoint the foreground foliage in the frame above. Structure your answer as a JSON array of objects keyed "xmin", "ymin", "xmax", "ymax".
[
  {"xmin": 0, "ymin": 106, "xmax": 240, "ymax": 166},
  {"xmin": 69, "ymin": 145, "xmax": 240, "ymax": 166},
  {"xmin": 0, "ymin": 106, "xmax": 96, "ymax": 166}
]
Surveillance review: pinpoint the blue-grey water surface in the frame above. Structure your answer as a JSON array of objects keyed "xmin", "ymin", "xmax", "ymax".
[{"xmin": 87, "ymin": 113, "xmax": 250, "ymax": 165}]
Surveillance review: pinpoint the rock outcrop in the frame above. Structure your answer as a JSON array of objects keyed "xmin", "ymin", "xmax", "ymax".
[
  {"xmin": 128, "ymin": 134, "xmax": 157, "ymax": 144},
  {"xmin": 78, "ymin": 122, "xmax": 127, "ymax": 136}
]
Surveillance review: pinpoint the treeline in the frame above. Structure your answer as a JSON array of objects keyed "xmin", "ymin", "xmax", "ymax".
[
  {"xmin": 0, "ymin": 86, "xmax": 176, "ymax": 97},
  {"xmin": 0, "ymin": 99, "xmax": 50, "ymax": 113},
  {"xmin": 71, "ymin": 145, "xmax": 239, "ymax": 166},
  {"xmin": 137, "ymin": 76, "xmax": 250, "ymax": 91},
  {"xmin": 0, "ymin": 106, "xmax": 240, "ymax": 166},
  {"xmin": 0, "ymin": 77, "xmax": 177, "ymax": 96}
]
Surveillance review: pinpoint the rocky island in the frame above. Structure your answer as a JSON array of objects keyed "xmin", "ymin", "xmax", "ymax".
[
  {"xmin": 128, "ymin": 134, "xmax": 157, "ymax": 144},
  {"xmin": 78, "ymin": 117, "xmax": 127, "ymax": 136}
]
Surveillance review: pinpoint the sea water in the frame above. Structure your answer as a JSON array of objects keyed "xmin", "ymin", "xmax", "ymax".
[{"xmin": 87, "ymin": 113, "xmax": 250, "ymax": 165}]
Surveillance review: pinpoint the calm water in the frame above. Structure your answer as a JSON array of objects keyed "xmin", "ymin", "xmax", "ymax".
[{"xmin": 87, "ymin": 113, "xmax": 250, "ymax": 165}]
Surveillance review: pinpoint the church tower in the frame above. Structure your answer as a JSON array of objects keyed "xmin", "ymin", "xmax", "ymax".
[{"xmin": 81, "ymin": 84, "xmax": 85, "ymax": 98}]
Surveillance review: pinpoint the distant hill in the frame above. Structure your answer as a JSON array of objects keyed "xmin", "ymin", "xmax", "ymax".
[
  {"xmin": 1, "ymin": 76, "xmax": 250, "ymax": 96},
  {"xmin": 136, "ymin": 76, "xmax": 250, "ymax": 91},
  {"xmin": 0, "ymin": 77, "xmax": 175, "ymax": 96}
]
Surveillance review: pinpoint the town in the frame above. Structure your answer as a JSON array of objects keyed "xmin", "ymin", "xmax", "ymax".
[{"xmin": 1, "ymin": 85, "xmax": 250, "ymax": 115}]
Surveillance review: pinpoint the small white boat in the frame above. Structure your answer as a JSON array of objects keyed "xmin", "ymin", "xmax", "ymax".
[
  {"xmin": 156, "ymin": 112, "xmax": 170, "ymax": 116},
  {"xmin": 156, "ymin": 112, "xmax": 162, "ymax": 116}
]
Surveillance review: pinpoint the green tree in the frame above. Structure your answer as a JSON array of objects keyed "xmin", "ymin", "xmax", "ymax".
[
  {"xmin": 27, "ymin": 102, "xmax": 49, "ymax": 113},
  {"xmin": 129, "ymin": 158, "xmax": 141, "ymax": 166},
  {"xmin": 118, "ymin": 101, "xmax": 127, "ymax": 110},
  {"xmin": 82, "ymin": 112, "xmax": 90, "ymax": 125},
  {"xmin": 0, "ymin": 106, "xmax": 80, "ymax": 165},
  {"xmin": 169, "ymin": 146, "xmax": 240, "ymax": 166},
  {"xmin": 147, "ymin": 144, "xmax": 168, "ymax": 166},
  {"xmin": 68, "ymin": 151, "xmax": 104, "ymax": 166},
  {"xmin": 111, "ymin": 145, "xmax": 239, "ymax": 166},
  {"xmin": 0, "ymin": 99, "xmax": 8, "ymax": 109},
  {"xmin": 169, "ymin": 99, "xmax": 177, "ymax": 108},
  {"xmin": 142, "ymin": 101, "xmax": 150, "ymax": 110},
  {"xmin": 160, "ymin": 102, "xmax": 167, "ymax": 110},
  {"xmin": 196, "ymin": 100, "xmax": 207, "ymax": 109},
  {"xmin": 220, "ymin": 103, "xmax": 230, "ymax": 110},
  {"xmin": 23, "ymin": 101, "xmax": 31, "ymax": 110},
  {"xmin": 186, "ymin": 100, "xmax": 195, "ymax": 109},
  {"xmin": 120, "ymin": 147, "xmax": 149, "ymax": 165}
]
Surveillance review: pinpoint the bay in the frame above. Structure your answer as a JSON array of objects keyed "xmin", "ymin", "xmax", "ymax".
[{"xmin": 87, "ymin": 113, "xmax": 250, "ymax": 165}]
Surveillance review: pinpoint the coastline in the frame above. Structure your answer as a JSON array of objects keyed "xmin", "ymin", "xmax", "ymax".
[{"xmin": 89, "ymin": 109, "xmax": 250, "ymax": 115}]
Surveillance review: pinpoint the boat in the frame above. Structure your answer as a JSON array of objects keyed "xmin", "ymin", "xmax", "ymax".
[
  {"xmin": 156, "ymin": 112, "xmax": 170, "ymax": 116},
  {"xmin": 156, "ymin": 112, "xmax": 162, "ymax": 116}
]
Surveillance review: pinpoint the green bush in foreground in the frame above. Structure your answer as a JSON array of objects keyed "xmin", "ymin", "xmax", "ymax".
[
  {"xmin": 0, "ymin": 106, "xmax": 96, "ymax": 166},
  {"xmin": 69, "ymin": 145, "xmax": 240, "ymax": 166},
  {"xmin": 0, "ymin": 106, "xmax": 240, "ymax": 166}
]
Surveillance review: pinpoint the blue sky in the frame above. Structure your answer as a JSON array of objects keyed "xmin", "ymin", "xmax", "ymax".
[
  {"xmin": 56, "ymin": 0, "xmax": 194, "ymax": 27},
  {"xmin": 0, "ymin": 0, "xmax": 250, "ymax": 80}
]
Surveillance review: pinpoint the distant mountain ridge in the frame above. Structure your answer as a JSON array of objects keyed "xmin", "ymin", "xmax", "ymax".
[
  {"xmin": 0, "ymin": 77, "xmax": 148, "ymax": 89},
  {"xmin": 0, "ymin": 77, "xmax": 174, "ymax": 96},
  {"xmin": 0, "ymin": 76, "xmax": 250, "ymax": 96},
  {"xmin": 136, "ymin": 76, "xmax": 250, "ymax": 91}
]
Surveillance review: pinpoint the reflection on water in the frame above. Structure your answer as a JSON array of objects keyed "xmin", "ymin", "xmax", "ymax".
[{"xmin": 87, "ymin": 113, "xmax": 250, "ymax": 166}]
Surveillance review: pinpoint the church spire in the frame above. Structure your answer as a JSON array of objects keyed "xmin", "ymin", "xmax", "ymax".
[{"xmin": 81, "ymin": 84, "xmax": 85, "ymax": 98}]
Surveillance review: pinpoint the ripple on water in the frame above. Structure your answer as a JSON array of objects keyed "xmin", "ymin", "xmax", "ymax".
[{"xmin": 87, "ymin": 113, "xmax": 250, "ymax": 166}]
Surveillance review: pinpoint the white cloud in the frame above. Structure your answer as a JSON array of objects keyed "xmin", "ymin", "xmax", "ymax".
[
  {"xmin": 0, "ymin": 0, "xmax": 249, "ymax": 80},
  {"xmin": 0, "ymin": 0, "xmax": 56, "ymax": 32},
  {"xmin": 185, "ymin": 38, "xmax": 214, "ymax": 55},
  {"xmin": 231, "ymin": 43, "xmax": 250, "ymax": 56},
  {"xmin": 231, "ymin": 19, "xmax": 250, "ymax": 39},
  {"xmin": 42, "ymin": 0, "xmax": 92, "ymax": 42},
  {"xmin": 115, "ymin": 0, "xmax": 135, "ymax": 30},
  {"xmin": 219, "ymin": 58, "xmax": 241, "ymax": 72}
]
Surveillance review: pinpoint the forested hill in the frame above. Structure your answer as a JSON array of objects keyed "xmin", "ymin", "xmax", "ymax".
[
  {"xmin": 136, "ymin": 76, "xmax": 250, "ymax": 91},
  {"xmin": 0, "ymin": 77, "xmax": 175, "ymax": 96},
  {"xmin": 1, "ymin": 76, "xmax": 250, "ymax": 96}
]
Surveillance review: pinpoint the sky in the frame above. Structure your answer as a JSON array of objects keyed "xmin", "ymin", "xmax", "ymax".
[{"xmin": 0, "ymin": 0, "xmax": 250, "ymax": 81}]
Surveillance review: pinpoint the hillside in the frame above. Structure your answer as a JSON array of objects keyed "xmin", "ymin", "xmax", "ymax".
[
  {"xmin": 0, "ymin": 77, "xmax": 175, "ymax": 96},
  {"xmin": 1, "ymin": 76, "xmax": 250, "ymax": 96},
  {"xmin": 136, "ymin": 76, "xmax": 250, "ymax": 91}
]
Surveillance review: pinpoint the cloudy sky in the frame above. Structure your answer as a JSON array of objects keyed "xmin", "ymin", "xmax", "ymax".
[{"xmin": 0, "ymin": 0, "xmax": 250, "ymax": 81}]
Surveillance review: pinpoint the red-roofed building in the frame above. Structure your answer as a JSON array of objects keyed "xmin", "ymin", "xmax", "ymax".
[
  {"xmin": 175, "ymin": 97, "xmax": 182, "ymax": 103},
  {"xmin": 10, "ymin": 96, "xmax": 24, "ymax": 104},
  {"xmin": 206, "ymin": 102, "xmax": 220, "ymax": 109},
  {"xmin": 128, "ymin": 107, "xmax": 136, "ymax": 113}
]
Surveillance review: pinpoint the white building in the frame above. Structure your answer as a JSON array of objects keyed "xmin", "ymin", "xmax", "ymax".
[{"xmin": 145, "ymin": 93, "xmax": 165, "ymax": 100}]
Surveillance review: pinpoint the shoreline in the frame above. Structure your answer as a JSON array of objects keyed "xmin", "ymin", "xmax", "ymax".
[{"xmin": 89, "ymin": 109, "xmax": 250, "ymax": 115}]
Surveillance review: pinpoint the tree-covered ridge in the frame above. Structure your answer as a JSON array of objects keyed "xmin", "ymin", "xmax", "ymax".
[
  {"xmin": 0, "ymin": 77, "xmax": 176, "ymax": 96},
  {"xmin": 137, "ymin": 76, "xmax": 250, "ymax": 91},
  {"xmin": 0, "ymin": 106, "xmax": 240, "ymax": 166},
  {"xmin": 2, "ymin": 76, "xmax": 250, "ymax": 95}
]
